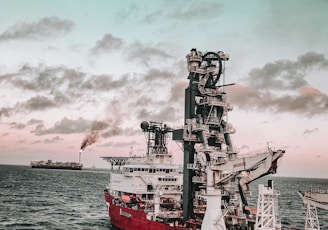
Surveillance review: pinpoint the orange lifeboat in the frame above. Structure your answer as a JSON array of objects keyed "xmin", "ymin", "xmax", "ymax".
[{"xmin": 122, "ymin": 195, "xmax": 131, "ymax": 203}]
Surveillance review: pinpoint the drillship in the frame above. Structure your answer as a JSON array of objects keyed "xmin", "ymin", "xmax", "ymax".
[{"xmin": 103, "ymin": 49, "xmax": 286, "ymax": 230}]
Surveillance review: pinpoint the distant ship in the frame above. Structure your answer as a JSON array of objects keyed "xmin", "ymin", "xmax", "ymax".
[{"xmin": 31, "ymin": 159, "xmax": 82, "ymax": 170}]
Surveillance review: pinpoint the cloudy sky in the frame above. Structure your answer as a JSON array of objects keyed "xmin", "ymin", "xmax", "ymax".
[{"xmin": 0, "ymin": 0, "xmax": 327, "ymax": 178}]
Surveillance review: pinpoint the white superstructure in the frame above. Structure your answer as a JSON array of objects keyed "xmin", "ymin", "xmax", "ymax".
[{"xmin": 103, "ymin": 121, "xmax": 184, "ymax": 225}]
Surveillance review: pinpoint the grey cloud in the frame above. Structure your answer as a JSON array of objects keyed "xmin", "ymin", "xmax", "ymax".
[
  {"xmin": 32, "ymin": 124, "xmax": 45, "ymax": 133},
  {"xmin": 27, "ymin": 119, "xmax": 43, "ymax": 125},
  {"xmin": 0, "ymin": 64, "xmax": 130, "ymax": 117},
  {"xmin": 9, "ymin": 64, "xmax": 86, "ymax": 92},
  {"xmin": 11, "ymin": 64, "xmax": 127, "ymax": 93},
  {"xmin": 81, "ymin": 74, "xmax": 128, "ymax": 91},
  {"xmin": 32, "ymin": 117, "xmax": 104, "ymax": 135},
  {"xmin": 32, "ymin": 140, "xmax": 42, "ymax": 144},
  {"xmin": 126, "ymin": 42, "xmax": 172, "ymax": 66},
  {"xmin": 168, "ymin": 1, "xmax": 224, "ymax": 20},
  {"xmin": 90, "ymin": 34, "xmax": 123, "ymax": 55},
  {"xmin": 101, "ymin": 127, "xmax": 124, "ymax": 138},
  {"xmin": 27, "ymin": 119, "xmax": 44, "ymax": 127},
  {"xmin": 303, "ymin": 128, "xmax": 319, "ymax": 135},
  {"xmin": 100, "ymin": 124, "xmax": 140, "ymax": 138},
  {"xmin": 0, "ymin": 107, "xmax": 13, "ymax": 117},
  {"xmin": 275, "ymin": 88, "xmax": 328, "ymax": 115},
  {"xmin": 91, "ymin": 121, "xmax": 111, "ymax": 131},
  {"xmin": 44, "ymin": 136, "xmax": 62, "ymax": 143},
  {"xmin": 0, "ymin": 73, "xmax": 19, "ymax": 82},
  {"xmin": 6, "ymin": 93, "xmax": 72, "ymax": 115},
  {"xmin": 9, "ymin": 122, "xmax": 26, "ymax": 130},
  {"xmin": 169, "ymin": 80, "xmax": 188, "ymax": 103},
  {"xmin": 228, "ymin": 84, "xmax": 328, "ymax": 117},
  {"xmin": 100, "ymin": 140, "xmax": 138, "ymax": 148},
  {"xmin": 156, "ymin": 105, "xmax": 178, "ymax": 122},
  {"xmin": 23, "ymin": 95, "xmax": 57, "ymax": 111},
  {"xmin": 247, "ymin": 60, "xmax": 307, "ymax": 90},
  {"xmin": 0, "ymin": 17, "xmax": 73, "ymax": 41},
  {"xmin": 297, "ymin": 52, "xmax": 328, "ymax": 69},
  {"xmin": 246, "ymin": 52, "xmax": 328, "ymax": 91},
  {"xmin": 63, "ymin": 68, "xmax": 87, "ymax": 88},
  {"xmin": 27, "ymin": 103, "xmax": 125, "ymax": 137},
  {"xmin": 100, "ymin": 99, "xmax": 130, "ymax": 138},
  {"xmin": 136, "ymin": 105, "xmax": 178, "ymax": 122},
  {"xmin": 228, "ymin": 52, "xmax": 328, "ymax": 117},
  {"xmin": 141, "ymin": 1, "xmax": 223, "ymax": 23},
  {"xmin": 143, "ymin": 68, "xmax": 174, "ymax": 82},
  {"xmin": 131, "ymin": 96, "xmax": 154, "ymax": 108},
  {"xmin": 136, "ymin": 108, "xmax": 152, "ymax": 121}
]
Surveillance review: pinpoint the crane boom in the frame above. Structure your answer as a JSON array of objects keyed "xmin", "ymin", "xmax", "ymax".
[
  {"xmin": 298, "ymin": 191, "xmax": 328, "ymax": 210},
  {"xmin": 298, "ymin": 190, "xmax": 328, "ymax": 230}
]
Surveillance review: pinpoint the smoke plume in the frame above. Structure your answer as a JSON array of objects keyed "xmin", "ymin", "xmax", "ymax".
[{"xmin": 80, "ymin": 131, "xmax": 99, "ymax": 151}]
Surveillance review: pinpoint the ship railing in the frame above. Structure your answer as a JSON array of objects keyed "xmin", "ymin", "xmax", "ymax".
[
  {"xmin": 166, "ymin": 163, "xmax": 183, "ymax": 168},
  {"xmin": 158, "ymin": 190, "xmax": 183, "ymax": 195},
  {"xmin": 206, "ymin": 158, "xmax": 228, "ymax": 167},
  {"xmin": 192, "ymin": 176, "xmax": 206, "ymax": 183},
  {"xmin": 307, "ymin": 189, "xmax": 328, "ymax": 194},
  {"xmin": 187, "ymin": 163, "xmax": 197, "ymax": 170},
  {"xmin": 156, "ymin": 211, "xmax": 182, "ymax": 219},
  {"xmin": 133, "ymin": 189, "xmax": 157, "ymax": 194},
  {"xmin": 144, "ymin": 207, "xmax": 155, "ymax": 213},
  {"xmin": 195, "ymin": 145, "xmax": 217, "ymax": 152},
  {"xmin": 237, "ymin": 148, "xmax": 270, "ymax": 158},
  {"xmin": 183, "ymin": 135, "xmax": 200, "ymax": 142},
  {"xmin": 199, "ymin": 97, "xmax": 227, "ymax": 106}
]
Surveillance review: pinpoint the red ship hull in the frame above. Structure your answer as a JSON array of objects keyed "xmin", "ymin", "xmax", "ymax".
[{"xmin": 104, "ymin": 190, "xmax": 185, "ymax": 230}]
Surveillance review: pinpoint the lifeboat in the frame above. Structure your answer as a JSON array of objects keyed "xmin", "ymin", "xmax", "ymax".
[{"xmin": 122, "ymin": 195, "xmax": 131, "ymax": 203}]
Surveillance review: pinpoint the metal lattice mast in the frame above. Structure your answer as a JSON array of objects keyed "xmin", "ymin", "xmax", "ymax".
[
  {"xmin": 255, "ymin": 181, "xmax": 281, "ymax": 230},
  {"xmin": 298, "ymin": 190, "xmax": 328, "ymax": 230},
  {"xmin": 305, "ymin": 203, "xmax": 320, "ymax": 230}
]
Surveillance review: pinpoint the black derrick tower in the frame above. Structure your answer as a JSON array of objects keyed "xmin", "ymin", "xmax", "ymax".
[{"xmin": 174, "ymin": 48, "xmax": 233, "ymax": 220}]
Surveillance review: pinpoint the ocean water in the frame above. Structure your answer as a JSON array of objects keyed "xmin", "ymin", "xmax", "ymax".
[
  {"xmin": 0, "ymin": 165, "xmax": 111, "ymax": 229},
  {"xmin": 248, "ymin": 176, "xmax": 328, "ymax": 229},
  {"xmin": 0, "ymin": 165, "xmax": 327, "ymax": 229}
]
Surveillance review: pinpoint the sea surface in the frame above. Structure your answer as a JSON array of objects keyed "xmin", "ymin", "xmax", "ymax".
[
  {"xmin": 0, "ymin": 164, "xmax": 327, "ymax": 229},
  {"xmin": 0, "ymin": 165, "xmax": 111, "ymax": 230}
]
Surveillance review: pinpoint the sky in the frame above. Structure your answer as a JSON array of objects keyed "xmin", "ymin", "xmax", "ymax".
[{"xmin": 0, "ymin": 0, "xmax": 327, "ymax": 178}]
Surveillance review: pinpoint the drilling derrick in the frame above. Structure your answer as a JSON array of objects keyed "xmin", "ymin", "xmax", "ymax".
[
  {"xmin": 183, "ymin": 49, "xmax": 233, "ymax": 230},
  {"xmin": 176, "ymin": 49, "xmax": 285, "ymax": 230}
]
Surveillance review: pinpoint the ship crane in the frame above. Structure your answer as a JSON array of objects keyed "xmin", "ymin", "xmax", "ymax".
[{"xmin": 298, "ymin": 190, "xmax": 328, "ymax": 230}]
